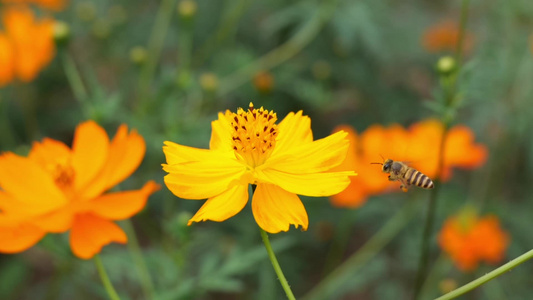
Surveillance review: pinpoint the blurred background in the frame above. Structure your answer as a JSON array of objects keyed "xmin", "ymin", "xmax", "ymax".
[{"xmin": 1, "ymin": 0, "xmax": 533, "ymax": 299}]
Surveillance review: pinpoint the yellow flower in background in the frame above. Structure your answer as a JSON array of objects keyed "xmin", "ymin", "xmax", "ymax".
[{"xmin": 163, "ymin": 103, "xmax": 355, "ymax": 233}]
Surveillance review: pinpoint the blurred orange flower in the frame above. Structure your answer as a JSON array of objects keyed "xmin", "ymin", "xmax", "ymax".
[
  {"xmin": 421, "ymin": 20, "xmax": 474, "ymax": 55},
  {"xmin": 1, "ymin": 0, "xmax": 67, "ymax": 11},
  {"xmin": 253, "ymin": 71, "xmax": 274, "ymax": 94},
  {"xmin": 0, "ymin": 6, "xmax": 56, "ymax": 87},
  {"xmin": 438, "ymin": 210, "xmax": 509, "ymax": 271},
  {"xmin": 0, "ymin": 121, "xmax": 160, "ymax": 259},
  {"xmin": 330, "ymin": 119, "xmax": 487, "ymax": 208}
]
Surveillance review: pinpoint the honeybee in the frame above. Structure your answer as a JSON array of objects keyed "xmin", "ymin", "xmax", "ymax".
[{"xmin": 372, "ymin": 158, "xmax": 434, "ymax": 192}]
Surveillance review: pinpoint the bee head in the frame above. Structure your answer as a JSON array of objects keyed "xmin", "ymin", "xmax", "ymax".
[{"xmin": 382, "ymin": 159, "xmax": 394, "ymax": 172}]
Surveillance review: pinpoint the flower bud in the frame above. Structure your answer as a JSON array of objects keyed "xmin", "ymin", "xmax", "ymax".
[
  {"xmin": 178, "ymin": 0, "xmax": 197, "ymax": 20},
  {"xmin": 436, "ymin": 56, "xmax": 456, "ymax": 76},
  {"xmin": 199, "ymin": 72, "xmax": 218, "ymax": 92},
  {"xmin": 253, "ymin": 71, "xmax": 274, "ymax": 94},
  {"xmin": 53, "ymin": 20, "xmax": 70, "ymax": 47},
  {"xmin": 129, "ymin": 46, "xmax": 147, "ymax": 65}
]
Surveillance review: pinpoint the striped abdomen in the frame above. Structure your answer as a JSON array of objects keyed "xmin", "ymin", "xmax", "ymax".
[{"xmin": 405, "ymin": 168, "xmax": 434, "ymax": 189}]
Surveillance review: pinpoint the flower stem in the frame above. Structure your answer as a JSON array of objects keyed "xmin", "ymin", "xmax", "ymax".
[
  {"xmin": 435, "ymin": 249, "xmax": 533, "ymax": 300},
  {"xmin": 136, "ymin": 0, "xmax": 179, "ymax": 113},
  {"xmin": 60, "ymin": 51, "xmax": 88, "ymax": 104},
  {"xmin": 123, "ymin": 220, "xmax": 156, "ymax": 300},
  {"xmin": 94, "ymin": 254, "xmax": 121, "ymax": 300},
  {"xmin": 259, "ymin": 228, "xmax": 296, "ymax": 300},
  {"xmin": 412, "ymin": 1, "xmax": 471, "ymax": 297}
]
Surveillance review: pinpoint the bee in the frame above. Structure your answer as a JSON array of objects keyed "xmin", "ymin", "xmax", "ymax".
[{"xmin": 372, "ymin": 158, "xmax": 434, "ymax": 192}]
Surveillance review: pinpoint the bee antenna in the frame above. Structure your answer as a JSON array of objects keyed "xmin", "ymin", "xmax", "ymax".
[
  {"xmin": 379, "ymin": 154, "xmax": 385, "ymax": 162},
  {"xmin": 370, "ymin": 162, "xmax": 383, "ymax": 165}
]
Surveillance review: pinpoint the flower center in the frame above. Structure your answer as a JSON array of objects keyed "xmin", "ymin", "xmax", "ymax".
[
  {"xmin": 228, "ymin": 103, "xmax": 278, "ymax": 167},
  {"xmin": 47, "ymin": 159, "xmax": 75, "ymax": 190}
]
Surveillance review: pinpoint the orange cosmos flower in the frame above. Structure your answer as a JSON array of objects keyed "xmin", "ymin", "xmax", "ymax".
[
  {"xmin": 330, "ymin": 119, "xmax": 487, "ymax": 207},
  {"xmin": 163, "ymin": 103, "xmax": 355, "ymax": 233},
  {"xmin": 0, "ymin": 6, "xmax": 56, "ymax": 87},
  {"xmin": 1, "ymin": 0, "xmax": 67, "ymax": 11},
  {"xmin": 421, "ymin": 20, "xmax": 474, "ymax": 55},
  {"xmin": 438, "ymin": 210, "xmax": 509, "ymax": 271},
  {"xmin": 0, "ymin": 121, "xmax": 160, "ymax": 259}
]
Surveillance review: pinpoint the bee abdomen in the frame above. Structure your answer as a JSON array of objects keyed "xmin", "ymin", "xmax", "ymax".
[{"xmin": 407, "ymin": 170, "xmax": 434, "ymax": 189}]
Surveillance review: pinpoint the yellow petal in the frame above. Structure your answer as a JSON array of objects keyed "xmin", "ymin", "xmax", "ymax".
[
  {"xmin": 264, "ymin": 131, "xmax": 349, "ymax": 173},
  {"xmin": 72, "ymin": 121, "xmax": 109, "ymax": 191},
  {"xmin": 163, "ymin": 141, "xmax": 222, "ymax": 165},
  {"xmin": 257, "ymin": 169, "xmax": 354, "ymax": 197},
  {"xmin": 272, "ymin": 111, "xmax": 313, "ymax": 155},
  {"xmin": 188, "ymin": 184, "xmax": 249, "ymax": 225},
  {"xmin": 252, "ymin": 183, "xmax": 308, "ymax": 233},
  {"xmin": 163, "ymin": 154, "xmax": 246, "ymax": 199},
  {"xmin": 209, "ymin": 111, "xmax": 234, "ymax": 151},
  {"xmin": 0, "ymin": 153, "xmax": 67, "ymax": 211}
]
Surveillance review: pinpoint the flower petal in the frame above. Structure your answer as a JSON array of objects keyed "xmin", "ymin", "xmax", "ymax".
[
  {"xmin": 272, "ymin": 111, "xmax": 313, "ymax": 156},
  {"xmin": 209, "ymin": 111, "xmax": 234, "ymax": 151},
  {"xmin": 264, "ymin": 131, "xmax": 350, "ymax": 173},
  {"xmin": 72, "ymin": 121, "xmax": 109, "ymax": 192},
  {"xmin": 29, "ymin": 138, "xmax": 71, "ymax": 165},
  {"xmin": 80, "ymin": 125, "xmax": 146, "ymax": 199},
  {"xmin": 188, "ymin": 184, "xmax": 249, "ymax": 225},
  {"xmin": 0, "ymin": 34, "xmax": 15, "ymax": 87},
  {"xmin": 257, "ymin": 169, "xmax": 353, "ymax": 197},
  {"xmin": 0, "ymin": 153, "xmax": 67, "ymax": 211},
  {"xmin": 30, "ymin": 206, "xmax": 74, "ymax": 233},
  {"xmin": 69, "ymin": 213, "xmax": 127, "ymax": 259},
  {"xmin": 0, "ymin": 223, "xmax": 46, "ymax": 253},
  {"xmin": 163, "ymin": 141, "xmax": 219, "ymax": 165},
  {"xmin": 252, "ymin": 183, "xmax": 308, "ymax": 233},
  {"xmin": 90, "ymin": 181, "xmax": 160, "ymax": 220},
  {"xmin": 163, "ymin": 153, "xmax": 246, "ymax": 199}
]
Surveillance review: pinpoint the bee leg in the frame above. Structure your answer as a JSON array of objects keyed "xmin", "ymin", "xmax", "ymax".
[
  {"xmin": 400, "ymin": 180, "xmax": 409, "ymax": 192},
  {"xmin": 388, "ymin": 175, "xmax": 395, "ymax": 181}
]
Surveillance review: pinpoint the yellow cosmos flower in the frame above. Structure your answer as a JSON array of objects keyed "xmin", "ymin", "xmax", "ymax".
[{"xmin": 162, "ymin": 103, "xmax": 355, "ymax": 233}]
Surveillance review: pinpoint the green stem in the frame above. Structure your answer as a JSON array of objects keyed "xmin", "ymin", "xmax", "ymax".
[
  {"xmin": 94, "ymin": 254, "xmax": 121, "ymax": 300},
  {"xmin": 435, "ymin": 249, "xmax": 533, "ymax": 300},
  {"xmin": 412, "ymin": 128, "xmax": 447, "ymax": 300},
  {"xmin": 137, "ymin": 0, "xmax": 179, "ymax": 112},
  {"xmin": 303, "ymin": 200, "xmax": 417, "ymax": 300},
  {"xmin": 454, "ymin": 0, "xmax": 471, "ymax": 72},
  {"xmin": 60, "ymin": 51, "xmax": 88, "ymax": 104},
  {"xmin": 123, "ymin": 220, "xmax": 156, "ymax": 300},
  {"xmin": 259, "ymin": 228, "xmax": 296, "ymax": 300}
]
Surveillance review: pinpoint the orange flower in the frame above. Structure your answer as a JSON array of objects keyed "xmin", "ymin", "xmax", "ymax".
[
  {"xmin": 330, "ymin": 119, "xmax": 487, "ymax": 207},
  {"xmin": 0, "ymin": 6, "xmax": 56, "ymax": 87},
  {"xmin": 0, "ymin": 121, "xmax": 160, "ymax": 259},
  {"xmin": 253, "ymin": 71, "xmax": 274, "ymax": 94},
  {"xmin": 438, "ymin": 210, "xmax": 509, "ymax": 271},
  {"xmin": 1, "ymin": 0, "xmax": 67, "ymax": 11},
  {"xmin": 421, "ymin": 20, "xmax": 474, "ymax": 55}
]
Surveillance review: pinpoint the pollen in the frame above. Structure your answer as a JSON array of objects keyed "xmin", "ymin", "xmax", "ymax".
[
  {"xmin": 228, "ymin": 102, "xmax": 278, "ymax": 167},
  {"xmin": 47, "ymin": 159, "xmax": 75, "ymax": 190}
]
